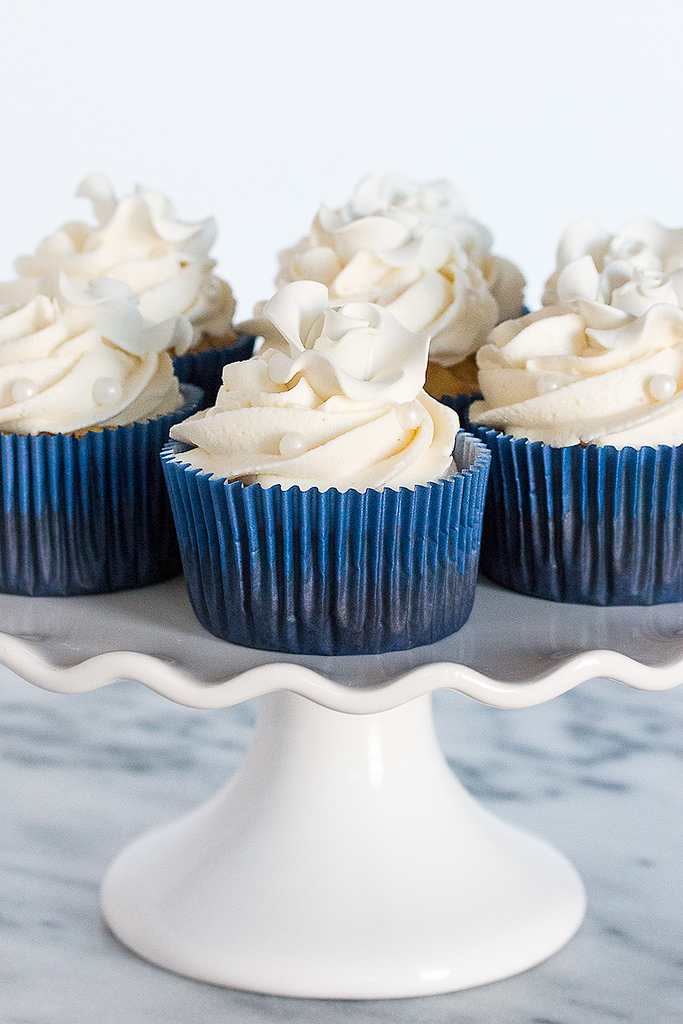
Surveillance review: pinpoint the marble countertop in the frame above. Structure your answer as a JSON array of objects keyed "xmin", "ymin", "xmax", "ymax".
[{"xmin": 1, "ymin": 660, "xmax": 682, "ymax": 1023}]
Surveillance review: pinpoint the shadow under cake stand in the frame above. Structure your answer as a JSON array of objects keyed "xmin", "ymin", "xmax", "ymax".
[{"xmin": 0, "ymin": 578, "xmax": 681, "ymax": 1000}]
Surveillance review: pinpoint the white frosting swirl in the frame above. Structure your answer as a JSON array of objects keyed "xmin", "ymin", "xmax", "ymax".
[
  {"xmin": 2, "ymin": 174, "xmax": 235, "ymax": 352},
  {"xmin": 543, "ymin": 216, "xmax": 683, "ymax": 309},
  {"xmin": 256, "ymin": 175, "xmax": 524, "ymax": 366},
  {"xmin": 171, "ymin": 281, "xmax": 459, "ymax": 490},
  {"xmin": 472, "ymin": 302, "xmax": 683, "ymax": 448},
  {"xmin": 548, "ymin": 253, "xmax": 683, "ymax": 329},
  {"xmin": 0, "ymin": 274, "xmax": 188, "ymax": 435}
]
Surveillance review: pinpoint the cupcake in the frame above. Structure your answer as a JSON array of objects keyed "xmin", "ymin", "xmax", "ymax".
[
  {"xmin": 1, "ymin": 174, "xmax": 254, "ymax": 406},
  {"xmin": 244, "ymin": 174, "xmax": 525, "ymax": 400},
  {"xmin": 465, "ymin": 249, "xmax": 683, "ymax": 605},
  {"xmin": 0, "ymin": 274, "xmax": 201, "ymax": 596},
  {"xmin": 163, "ymin": 280, "xmax": 491, "ymax": 655}
]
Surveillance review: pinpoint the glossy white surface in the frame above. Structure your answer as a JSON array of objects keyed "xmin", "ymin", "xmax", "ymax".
[
  {"xmin": 101, "ymin": 691, "xmax": 585, "ymax": 998},
  {"xmin": 0, "ymin": 577, "xmax": 681, "ymax": 710}
]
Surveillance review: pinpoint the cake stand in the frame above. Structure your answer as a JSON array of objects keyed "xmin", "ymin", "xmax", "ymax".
[{"xmin": 0, "ymin": 578, "xmax": 681, "ymax": 1000}]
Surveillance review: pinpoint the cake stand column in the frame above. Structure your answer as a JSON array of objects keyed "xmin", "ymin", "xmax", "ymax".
[{"xmin": 101, "ymin": 688, "xmax": 585, "ymax": 999}]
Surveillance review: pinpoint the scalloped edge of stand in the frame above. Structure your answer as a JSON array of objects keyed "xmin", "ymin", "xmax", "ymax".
[{"xmin": 0, "ymin": 628, "xmax": 681, "ymax": 713}]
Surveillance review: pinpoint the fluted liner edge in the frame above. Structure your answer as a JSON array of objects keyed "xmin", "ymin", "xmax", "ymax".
[
  {"xmin": 0, "ymin": 385, "xmax": 203, "ymax": 596},
  {"xmin": 162, "ymin": 430, "xmax": 491, "ymax": 655},
  {"xmin": 457, "ymin": 394, "xmax": 683, "ymax": 605}
]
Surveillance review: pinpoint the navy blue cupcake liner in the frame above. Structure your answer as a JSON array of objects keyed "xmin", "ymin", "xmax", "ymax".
[
  {"xmin": 172, "ymin": 333, "xmax": 255, "ymax": 409},
  {"xmin": 161, "ymin": 431, "xmax": 491, "ymax": 656},
  {"xmin": 457, "ymin": 394, "xmax": 683, "ymax": 605},
  {"xmin": 0, "ymin": 384, "xmax": 202, "ymax": 597}
]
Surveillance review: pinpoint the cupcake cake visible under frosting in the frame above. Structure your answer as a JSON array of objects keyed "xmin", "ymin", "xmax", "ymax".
[
  {"xmin": 171, "ymin": 280, "xmax": 459, "ymax": 490},
  {"xmin": 0, "ymin": 273, "xmax": 191, "ymax": 435},
  {"xmin": 256, "ymin": 174, "xmax": 524, "ymax": 369},
  {"xmin": 1, "ymin": 174, "xmax": 236, "ymax": 354}
]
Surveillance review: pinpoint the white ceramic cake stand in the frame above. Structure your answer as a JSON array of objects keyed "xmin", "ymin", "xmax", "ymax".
[{"xmin": 1, "ymin": 578, "xmax": 681, "ymax": 1000}]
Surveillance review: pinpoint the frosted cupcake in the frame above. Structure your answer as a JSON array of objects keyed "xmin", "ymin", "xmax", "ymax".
[
  {"xmin": 0, "ymin": 274, "xmax": 201, "ymax": 596},
  {"xmin": 246, "ymin": 174, "xmax": 525, "ymax": 400},
  {"xmin": 466, "ymin": 251, "xmax": 683, "ymax": 604},
  {"xmin": 2, "ymin": 174, "xmax": 253, "ymax": 406},
  {"xmin": 163, "ymin": 280, "xmax": 491, "ymax": 655}
]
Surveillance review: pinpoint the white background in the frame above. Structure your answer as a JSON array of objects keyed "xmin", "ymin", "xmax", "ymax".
[{"xmin": 0, "ymin": 0, "xmax": 681, "ymax": 318}]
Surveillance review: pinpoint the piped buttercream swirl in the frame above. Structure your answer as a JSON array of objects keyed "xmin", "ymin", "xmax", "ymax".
[
  {"xmin": 472, "ymin": 299, "xmax": 683, "ymax": 448},
  {"xmin": 473, "ymin": 218, "xmax": 683, "ymax": 449},
  {"xmin": 0, "ymin": 274, "xmax": 188, "ymax": 435},
  {"xmin": 543, "ymin": 216, "xmax": 683, "ymax": 310},
  {"xmin": 249, "ymin": 175, "xmax": 524, "ymax": 367},
  {"xmin": 171, "ymin": 280, "xmax": 459, "ymax": 490},
  {"xmin": 1, "ymin": 174, "xmax": 235, "ymax": 352}
]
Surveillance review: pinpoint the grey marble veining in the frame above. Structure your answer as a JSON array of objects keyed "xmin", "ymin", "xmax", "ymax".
[{"xmin": 1, "ymin": 666, "xmax": 682, "ymax": 1024}]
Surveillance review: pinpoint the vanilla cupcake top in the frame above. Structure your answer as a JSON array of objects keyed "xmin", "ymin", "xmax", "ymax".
[
  {"xmin": 252, "ymin": 174, "xmax": 524, "ymax": 368},
  {"xmin": 472, "ymin": 252, "xmax": 683, "ymax": 449},
  {"xmin": 171, "ymin": 280, "xmax": 459, "ymax": 490},
  {"xmin": 0, "ymin": 274, "xmax": 191, "ymax": 435},
  {"xmin": 0, "ymin": 174, "xmax": 235, "ymax": 353}
]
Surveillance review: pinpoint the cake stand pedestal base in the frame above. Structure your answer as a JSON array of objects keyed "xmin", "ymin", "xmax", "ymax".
[{"xmin": 101, "ymin": 689, "xmax": 585, "ymax": 999}]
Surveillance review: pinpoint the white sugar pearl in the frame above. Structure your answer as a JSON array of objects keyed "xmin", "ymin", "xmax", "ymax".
[
  {"xmin": 537, "ymin": 373, "xmax": 565, "ymax": 395},
  {"xmin": 279, "ymin": 432, "xmax": 306, "ymax": 458},
  {"xmin": 396, "ymin": 402, "xmax": 421, "ymax": 430},
  {"xmin": 268, "ymin": 353, "xmax": 292, "ymax": 385},
  {"xmin": 648, "ymin": 373, "xmax": 677, "ymax": 401},
  {"xmin": 11, "ymin": 378, "xmax": 38, "ymax": 403},
  {"xmin": 92, "ymin": 377, "xmax": 123, "ymax": 405}
]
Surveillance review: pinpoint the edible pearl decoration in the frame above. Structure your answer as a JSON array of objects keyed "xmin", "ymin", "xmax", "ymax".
[
  {"xmin": 11, "ymin": 378, "xmax": 38, "ymax": 403},
  {"xmin": 268, "ymin": 354, "xmax": 292, "ymax": 385},
  {"xmin": 648, "ymin": 373, "xmax": 677, "ymax": 401},
  {"xmin": 279, "ymin": 432, "xmax": 306, "ymax": 458},
  {"xmin": 396, "ymin": 402, "xmax": 421, "ymax": 430},
  {"xmin": 92, "ymin": 377, "xmax": 123, "ymax": 406},
  {"xmin": 537, "ymin": 373, "xmax": 566, "ymax": 395}
]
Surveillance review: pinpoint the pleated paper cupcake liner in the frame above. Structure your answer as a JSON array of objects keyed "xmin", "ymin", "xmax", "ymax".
[
  {"xmin": 457, "ymin": 395, "xmax": 683, "ymax": 605},
  {"xmin": 0, "ymin": 384, "xmax": 203, "ymax": 597},
  {"xmin": 172, "ymin": 333, "xmax": 255, "ymax": 409},
  {"xmin": 161, "ymin": 431, "xmax": 491, "ymax": 656}
]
